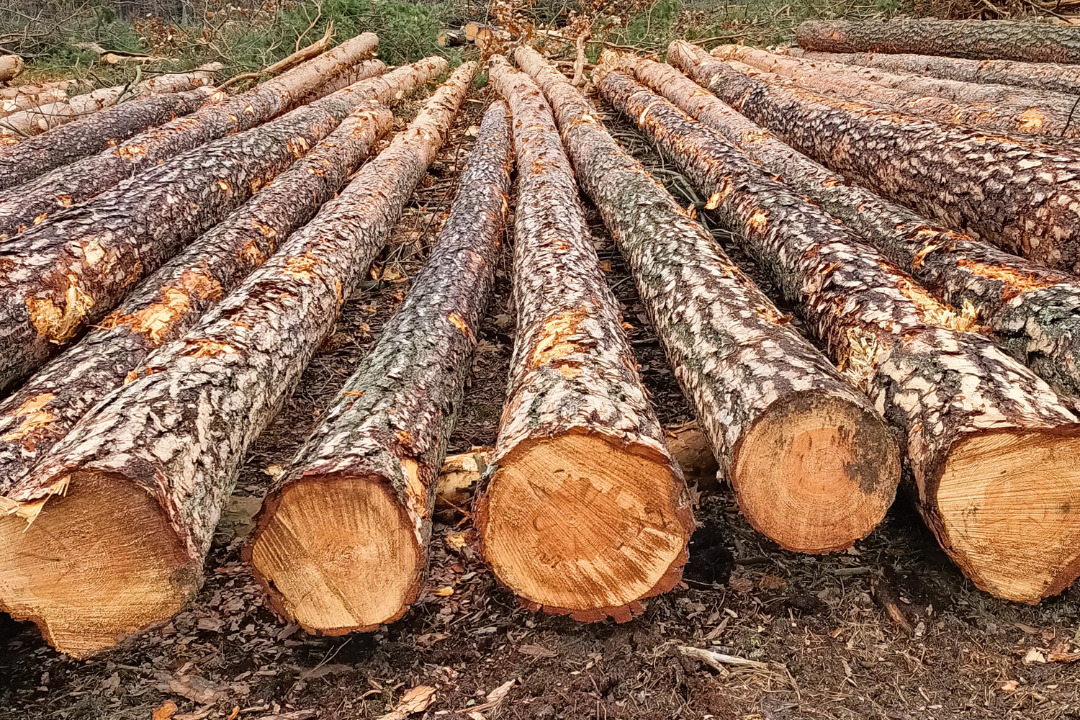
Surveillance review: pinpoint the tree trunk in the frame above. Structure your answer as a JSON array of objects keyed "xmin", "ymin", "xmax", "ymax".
[
  {"xmin": 0, "ymin": 82, "xmax": 78, "ymax": 120},
  {"xmin": 667, "ymin": 41, "xmax": 1080, "ymax": 274},
  {"xmin": 0, "ymin": 58, "xmax": 440, "ymax": 396},
  {"xmin": 786, "ymin": 47, "xmax": 1080, "ymax": 98},
  {"xmin": 0, "ymin": 33, "xmax": 380, "ymax": 240},
  {"xmin": 0, "ymin": 56, "xmax": 24, "ymax": 83},
  {"xmin": 478, "ymin": 55, "xmax": 693, "ymax": 622},
  {"xmin": 0, "ymin": 63, "xmax": 475, "ymax": 659},
  {"xmin": 0, "ymin": 86, "xmax": 220, "ymax": 192},
  {"xmin": 796, "ymin": 18, "xmax": 1080, "ymax": 64},
  {"xmin": 714, "ymin": 44, "xmax": 1080, "ymax": 139},
  {"xmin": 247, "ymin": 100, "xmax": 512, "ymax": 635},
  {"xmin": 624, "ymin": 52, "xmax": 1080, "ymax": 402},
  {"xmin": 599, "ymin": 67, "xmax": 1080, "ymax": 605},
  {"xmin": 0, "ymin": 98, "xmax": 395, "ymax": 494},
  {"xmin": 517, "ymin": 46, "xmax": 899, "ymax": 554},
  {"xmin": 0, "ymin": 68, "xmax": 218, "ymax": 138}
]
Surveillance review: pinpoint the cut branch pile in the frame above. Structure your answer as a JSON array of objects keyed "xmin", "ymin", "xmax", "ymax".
[
  {"xmin": 516, "ymin": 46, "xmax": 899, "ymax": 554},
  {"xmin": 598, "ymin": 67, "xmax": 1080, "ymax": 605},
  {"xmin": 248, "ymin": 99, "xmax": 512, "ymax": 635},
  {"xmin": 0, "ymin": 32, "xmax": 380, "ymax": 240},
  {"xmin": 478, "ymin": 55, "xmax": 694, "ymax": 622},
  {"xmin": 0, "ymin": 62, "xmax": 475, "ymax": 658}
]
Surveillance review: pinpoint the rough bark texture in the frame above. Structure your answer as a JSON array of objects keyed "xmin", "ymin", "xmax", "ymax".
[
  {"xmin": 0, "ymin": 69, "xmax": 218, "ymax": 138},
  {"xmin": 796, "ymin": 18, "xmax": 1080, "ymax": 64},
  {"xmin": 517, "ymin": 46, "xmax": 899, "ymax": 554},
  {"xmin": 0, "ymin": 58, "xmax": 436, "ymax": 396},
  {"xmin": 0, "ymin": 98, "xmax": 395, "ymax": 493},
  {"xmin": 787, "ymin": 47, "xmax": 1080, "ymax": 98},
  {"xmin": 0, "ymin": 86, "xmax": 221, "ymax": 192},
  {"xmin": 599, "ymin": 68, "xmax": 1080, "ymax": 604},
  {"xmin": 624, "ymin": 52, "xmax": 1080, "ymax": 402},
  {"xmin": 0, "ymin": 63, "xmax": 474, "ymax": 658},
  {"xmin": 667, "ymin": 41, "xmax": 1080, "ymax": 274},
  {"xmin": 478, "ymin": 56, "xmax": 693, "ymax": 621},
  {"xmin": 0, "ymin": 33, "xmax": 380, "ymax": 239},
  {"xmin": 247, "ymin": 100, "xmax": 512, "ymax": 634},
  {"xmin": 713, "ymin": 44, "xmax": 1080, "ymax": 139}
]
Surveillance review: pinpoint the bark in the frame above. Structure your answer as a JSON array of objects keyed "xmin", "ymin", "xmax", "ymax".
[
  {"xmin": 0, "ymin": 56, "xmax": 24, "ymax": 83},
  {"xmin": 0, "ymin": 33, "xmax": 380, "ymax": 240},
  {"xmin": 599, "ymin": 68, "xmax": 1080, "ymax": 604},
  {"xmin": 0, "ymin": 69, "xmax": 218, "ymax": 138},
  {"xmin": 247, "ymin": 100, "xmax": 512, "ymax": 634},
  {"xmin": 667, "ymin": 41, "xmax": 1080, "ymax": 274},
  {"xmin": 0, "ymin": 99, "xmax": 394, "ymax": 494},
  {"xmin": 787, "ymin": 48, "xmax": 1080, "ymax": 98},
  {"xmin": 713, "ymin": 44, "xmax": 1080, "ymax": 139},
  {"xmin": 0, "ymin": 63, "xmax": 475, "ymax": 658},
  {"xmin": 0, "ymin": 58, "xmax": 440, "ymax": 396},
  {"xmin": 0, "ymin": 86, "xmax": 221, "ymax": 192},
  {"xmin": 478, "ymin": 56, "xmax": 693, "ymax": 622},
  {"xmin": 796, "ymin": 18, "xmax": 1080, "ymax": 64},
  {"xmin": 517, "ymin": 46, "xmax": 899, "ymax": 554},
  {"xmin": 624, "ymin": 52, "xmax": 1080, "ymax": 401}
]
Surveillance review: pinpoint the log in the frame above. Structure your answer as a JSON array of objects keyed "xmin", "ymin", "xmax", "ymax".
[
  {"xmin": 598, "ymin": 67, "xmax": 1080, "ymax": 604},
  {"xmin": 0, "ymin": 68, "xmax": 219, "ymax": 138},
  {"xmin": 0, "ymin": 56, "xmax": 24, "ymax": 83},
  {"xmin": 712, "ymin": 44, "xmax": 1080, "ymax": 139},
  {"xmin": 0, "ymin": 94, "xmax": 399, "ymax": 492},
  {"xmin": 479, "ymin": 55, "xmax": 693, "ymax": 621},
  {"xmin": 0, "ymin": 32, "xmax": 379, "ymax": 240},
  {"xmin": 796, "ymin": 18, "xmax": 1080, "ymax": 64},
  {"xmin": 0, "ymin": 63, "xmax": 475, "ymax": 658},
  {"xmin": 516, "ymin": 46, "xmax": 899, "ymax": 553},
  {"xmin": 0, "ymin": 57, "xmax": 426, "ymax": 396},
  {"xmin": 437, "ymin": 30, "xmax": 467, "ymax": 47},
  {"xmin": 667, "ymin": 41, "xmax": 1080, "ymax": 274},
  {"xmin": 0, "ymin": 82, "xmax": 79, "ymax": 119},
  {"xmin": 786, "ymin": 47, "xmax": 1080, "ymax": 98},
  {"xmin": 622, "ymin": 53, "xmax": 1080, "ymax": 401},
  {"xmin": 0, "ymin": 86, "xmax": 222, "ymax": 192},
  {"xmin": 247, "ymin": 100, "xmax": 512, "ymax": 634}
]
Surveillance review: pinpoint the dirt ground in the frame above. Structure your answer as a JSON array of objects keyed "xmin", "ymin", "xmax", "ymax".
[{"xmin": 2, "ymin": 83, "xmax": 1080, "ymax": 720}]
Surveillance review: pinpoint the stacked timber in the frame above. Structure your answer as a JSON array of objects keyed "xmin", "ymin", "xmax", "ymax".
[
  {"xmin": 0, "ymin": 56, "xmax": 436, "ymax": 396},
  {"xmin": 619, "ymin": 52, "xmax": 1080, "ymax": 399},
  {"xmin": 667, "ymin": 41, "xmax": 1080, "ymax": 274},
  {"xmin": 785, "ymin": 48, "xmax": 1080, "ymax": 97},
  {"xmin": 796, "ymin": 18, "xmax": 1080, "ymax": 64},
  {"xmin": 247, "ymin": 100, "xmax": 513, "ymax": 634},
  {"xmin": 0, "ymin": 81, "xmax": 82, "ymax": 118},
  {"xmin": 478, "ymin": 55, "xmax": 694, "ymax": 622},
  {"xmin": 0, "ymin": 58, "xmax": 446, "ymax": 491},
  {"xmin": 514, "ymin": 46, "xmax": 900, "ymax": 555},
  {"xmin": 597, "ymin": 67, "xmax": 1080, "ymax": 605},
  {"xmin": 0, "ymin": 56, "xmax": 24, "ymax": 83},
  {"xmin": 0, "ymin": 32, "xmax": 380, "ymax": 239},
  {"xmin": 712, "ymin": 44, "xmax": 1080, "ymax": 139},
  {"xmin": 0, "ymin": 63, "xmax": 475, "ymax": 658}
]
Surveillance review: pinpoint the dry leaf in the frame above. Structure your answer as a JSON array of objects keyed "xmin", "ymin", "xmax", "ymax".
[
  {"xmin": 433, "ymin": 586, "xmax": 454, "ymax": 597},
  {"xmin": 1000, "ymin": 680, "xmax": 1019, "ymax": 693},
  {"xmin": 378, "ymin": 685, "xmax": 437, "ymax": 719},
  {"xmin": 153, "ymin": 701, "xmax": 178, "ymax": 720},
  {"xmin": 1023, "ymin": 648, "xmax": 1047, "ymax": 664}
]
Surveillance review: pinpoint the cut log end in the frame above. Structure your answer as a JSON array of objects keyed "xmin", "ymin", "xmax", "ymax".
[
  {"xmin": 479, "ymin": 433, "xmax": 691, "ymax": 615},
  {"xmin": 0, "ymin": 471, "xmax": 192, "ymax": 659},
  {"xmin": 935, "ymin": 430, "xmax": 1080, "ymax": 604},
  {"xmin": 732, "ymin": 392, "xmax": 900, "ymax": 554},
  {"xmin": 248, "ymin": 475, "xmax": 422, "ymax": 634}
]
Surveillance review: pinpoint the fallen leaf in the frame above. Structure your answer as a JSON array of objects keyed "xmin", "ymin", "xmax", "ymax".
[
  {"xmin": 467, "ymin": 678, "xmax": 517, "ymax": 714},
  {"xmin": 518, "ymin": 644, "xmax": 558, "ymax": 658},
  {"xmin": 153, "ymin": 701, "xmax": 178, "ymax": 720},
  {"xmin": 1023, "ymin": 648, "xmax": 1047, "ymax": 664},
  {"xmin": 1001, "ymin": 680, "xmax": 1019, "ymax": 693},
  {"xmin": 378, "ymin": 685, "xmax": 436, "ymax": 719},
  {"xmin": 432, "ymin": 586, "xmax": 454, "ymax": 597}
]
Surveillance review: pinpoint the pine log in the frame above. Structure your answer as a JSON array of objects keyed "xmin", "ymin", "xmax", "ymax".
[
  {"xmin": 0, "ymin": 63, "xmax": 475, "ymax": 658},
  {"xmin": 667, "ymin": 41, "xmax": 1080, "ymax": 274},
  {"xmin": 0, "ymin": 58, "xmax": 437, "ymax": 396},
  {"xmin": 0, "ymin": 97, "xmax": 396, "ymax": 493},
  {"xmin": 786, "ymin": 48, "xmax": 1080, "ymax": 98},
  {"xmin": 0, "ymin": 86, "xmax": 222, "ymax": 192},
  {"xmin": 713, "ymin": 44, "xmax": 1080, "ymax": 139},
  {"xmin": 0, "ymin": 32, "xmax": 379, "ymax": 240},
  {"xmin": 796, "ymin": 18, "xmax": 1080, "ymax": 64},
  {"xmin": 247, "ymin": 100, "xmax": 512, "ymax": 634},
  {"xmin": 598, "ymin": 68, "xmax": 1080, "ymax": 604},
  {"xmin": 0, "ymin": 82, "xmax": 78, "ymax": 119},
  {"xmin": 516, "ymin": 46, "xmax": 899, "ymax": 553},
  {"xmin": 0, "ymin": 68, "xmax": 218, "ymax": 138},
  {"xmin": 623, "ymin": 53, "xmax": 1080, "ymax": 401},
  {"xmin": 0, "ymin": 56, "xmax": 24, "ymax": 83},
  {"xmin": 479, "ymin": 55, "xmax": 693, "ymax": 621}
]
